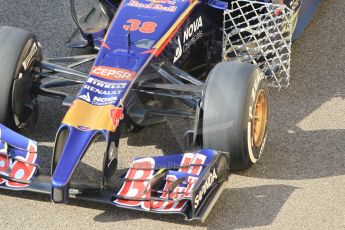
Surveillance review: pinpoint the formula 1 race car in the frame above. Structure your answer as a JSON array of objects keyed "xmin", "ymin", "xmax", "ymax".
[{"xmin": 0, "ymin": 0, "xmax": 320, "ymax": 222}]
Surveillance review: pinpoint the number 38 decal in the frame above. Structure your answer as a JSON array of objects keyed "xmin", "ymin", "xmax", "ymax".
[{"xmin": 123, "ymin": 19, "xmax": 157, "ymax": 34}]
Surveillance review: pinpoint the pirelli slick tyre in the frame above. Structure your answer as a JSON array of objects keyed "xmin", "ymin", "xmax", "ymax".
[
  {"xmin": 202, "ymin": 61, "xmax": 269, "ymax": 170},
  {"xmin": 0, "ymin": 26, "xmax": 42, "ymax": 129}
]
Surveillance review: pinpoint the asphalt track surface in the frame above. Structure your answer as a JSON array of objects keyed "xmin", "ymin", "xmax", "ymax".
[{"xmin": 0, "ymin": 1, "xmax": 345, "ymax": 229}]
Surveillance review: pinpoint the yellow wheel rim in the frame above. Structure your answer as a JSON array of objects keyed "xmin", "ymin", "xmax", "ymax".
[{"xmin": 252, "ymin": 89, "xmax": 268, "ymax": 148}]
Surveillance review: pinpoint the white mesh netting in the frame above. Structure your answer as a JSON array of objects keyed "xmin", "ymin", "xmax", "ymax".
[{"xmin": 223, "ymin": 1, "xmax": 295, "ymax": 88}]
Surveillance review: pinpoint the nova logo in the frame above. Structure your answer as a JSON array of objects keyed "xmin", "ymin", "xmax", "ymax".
[
  {"xmin": 93, "ymin": 96, "xmax": 117, "ymax": 104},
  {"xmin": 79, "ymin": 92, "xmax": 91, "ymax": 103},
  {"xmin": 173, "ymin": 36, "xmax": 182, "ymax": 63},
  {"xmin": 183, "ymin": 16, "xmax": 203, "ymax": 43},
  {"xmin": 173, "ymin": 16, "xmax": 203, "ymax": 64}
]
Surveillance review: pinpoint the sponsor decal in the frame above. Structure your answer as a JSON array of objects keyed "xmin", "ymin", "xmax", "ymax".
[
  {"xmin": 194, "ymin": 168, "xmax": 218, "ymax": 209},
  {"xmin": 79, "ymin": 77, "xmax": 127, "ymax": 105},
  {"xmin": 173, "ymin": 16, "xmax": 203, "ymax": 63},
  {"xmin": 123, "ymin": 19, "xmax": 158, "ymax": 33},
  {"xmin": 183, "ymin": 16, "xmax": 203, "ymax": 43},
  {"xmin": 114, "ymin": 153, "xmax": 206, "ymax": 212},
  {"xmin": 79, "ymin": 92, "xmax": 91, "ymax": 103},
  {"xmin": 27, "ymin": 140, "xmax": 38, "ymax": 153},
  {"xmin": 183, "ymin": 30, "xmax": 202, "ymax": 52},
  {"xmin": 110, "ymin": 107, "xmax": 124, "ymax": 130},
  {"xmin": 87, "ymin": 77, "xmax": 128, "ymax": 89},
  {"xmin": 92, "ymin": 96, "xmax": 118, "ymax": 106},
  {"xmin": 127, "ymin": 0, "xmax": 177, "ymax": 12},
  {"xmin": 78, "ymin": 93, "xmax": 118, "ymax": 106},
  {"xmin": 148, "ymin": 0, "xmax": 176, "ymax": 5},
  {"xmin": 140, "ymin": 175, "xmax": 198, "ymax": 211},
  {"xmin": 90, "ymin": 66, "xmax": 136, "ymax": 81},
  {"xmin": 83, "ymin": 85, "xmax": 123, "ymax": 96},
  {"xmin": 173, "ymin": 36, "xmax": 183, "ymax": 63},
  {"xmin": 114, "ymin": 158, "xmax": 156, "ymax": 207},
  {"xmin": 0, "ymin": 142, "xmax": 38, "ymax": 188},
  {"xmin": 23, "ymin": 43, "xmax": 38, "ymax": 70},
  {"xmin": 179, "ymin": 152, "xmax": 206, "ymax": 175}
]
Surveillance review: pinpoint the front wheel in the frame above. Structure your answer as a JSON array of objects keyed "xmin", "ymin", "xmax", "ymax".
[
  {"xmin": 0, "ymin": 26, "xmax": 42, "ymax": 129},
  {"xmin": 201, "ymin": 61, "xmax": 269, "ymax": 170}
]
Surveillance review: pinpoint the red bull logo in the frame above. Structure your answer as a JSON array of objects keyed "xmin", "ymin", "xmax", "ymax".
[
  {"xmin": 110, "ymin": 107, "xmax": 124, "ymax": 128},
  {"xmin": 147, "ymin": 0, "xmax": 176, "ymax": 5},
  {"xmin": 127, "ymin": 0, "xmax": 177, "ymax": 12}
]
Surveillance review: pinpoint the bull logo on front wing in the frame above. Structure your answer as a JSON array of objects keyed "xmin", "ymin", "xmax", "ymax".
[{"xmin": 110, "ymin": 107, "xmax": 124, "ymax": 128}]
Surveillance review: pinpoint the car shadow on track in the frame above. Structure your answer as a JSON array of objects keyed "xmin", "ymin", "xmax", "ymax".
[
  {"xmin": 1, "ymin": 181, "xmax": 297, "ymax": 230},
  {"xmin": 91, "ymin": 184, "xmax": 298, "ymax": 230}
]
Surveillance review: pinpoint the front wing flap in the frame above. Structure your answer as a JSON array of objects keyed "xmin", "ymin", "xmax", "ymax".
[
  {"xmin": 0, "ymin": 124, "xmax": 229, "ymax": 221},
  {"xmin": 112, "ymin": 149, "xmax": 229, "ymax": 221},
  {"xmin": 0, "ymin": 124, "xmax": 39, "ymax": 189}
]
